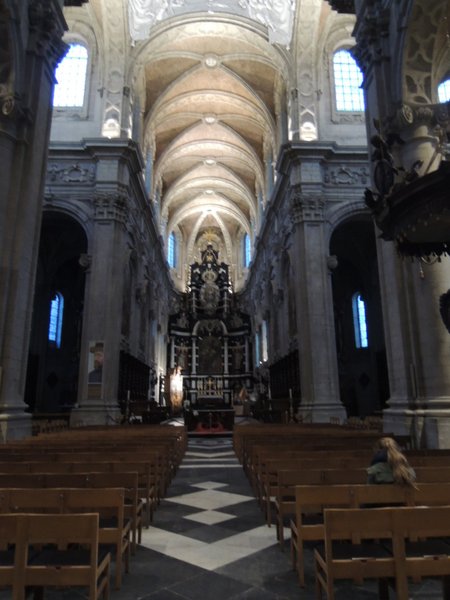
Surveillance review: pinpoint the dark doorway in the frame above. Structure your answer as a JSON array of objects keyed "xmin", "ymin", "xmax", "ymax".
[
  {"xmin": 25, "ymin": 212, "xmax": 87, "ymax": 415},
  {"xmin": 330, "ymin": 217, "xmax": 389, "ymax": 418}
]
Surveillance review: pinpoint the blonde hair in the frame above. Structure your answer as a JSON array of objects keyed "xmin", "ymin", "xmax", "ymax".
[{"xmin": 375, "ymin": 437, "xmax": 417, "ymax": 488}]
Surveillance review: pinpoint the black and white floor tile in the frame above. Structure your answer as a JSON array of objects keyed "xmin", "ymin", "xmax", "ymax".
[{"xmin": 4, "ymin": 436, "xmax": 445, "ymax": 599}]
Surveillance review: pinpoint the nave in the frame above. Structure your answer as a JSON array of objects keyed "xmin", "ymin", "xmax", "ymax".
[{"xmin": 29, "ymin": 437, "xmax": 442, "ymax": 600}]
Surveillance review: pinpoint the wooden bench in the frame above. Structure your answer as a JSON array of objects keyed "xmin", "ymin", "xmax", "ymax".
[
  {"xmin": 272, "ymin": 468, "xmax": 367, "ymax": 538},
  {"xmin": 0, "ymin": 471, "xmax": 143, "ymax": 554},
  {"xmin": 0, "ymin": 512, "xmax": 110, "ymax": 600},
  {"xmin": 269, "ymin": 465, "xmax": 450, "ymax": 537},
  {"xmin": 291, "ymin": 481, "xmax": 450, "ymax": 587},
  {"xmin": 0, "ymin": 487, "xmax": 130, "ymax": 590},
  {"xmin": 0, "ymin": 459, "xmax": 157, "ymax": 527},
  {"xmin": 314, "ymin": 506, "xmax": 450, "ymax": 600}
]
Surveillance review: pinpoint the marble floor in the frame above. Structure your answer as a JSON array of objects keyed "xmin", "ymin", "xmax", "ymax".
[{"xmin": 2, "ymin": 436, "xmax": 446, "ymax": 599}]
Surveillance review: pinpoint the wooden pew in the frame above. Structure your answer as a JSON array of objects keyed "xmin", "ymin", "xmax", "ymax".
[
  {"xmin": 256, "ymin": 451, "xmax": 450, "ymax": 516},
  {"xmin": 1, "ymin": 450, "xmax": 167, "ymax": 504},
  {"xmin": 0, "ymin": 471, "xmax": 143, "ymax": 554},
  {"xmin": 0, "ymin": 487, "xmax": 130, "ymax": 590},
  {"xmin": 273, "ymin": 468, "xmax": 366, "ymax": 542},
  {"xmin": 291, "ymin": 482, "xmax": 450, "ymax": 587},
  {"xmin": 0, "ymin": 459, "xmax": 157, "ymax": 526},
  {"xmin": 314, "ymin": 506, "xmax": 450, "ymax": 600},
  {"xmin": 0, "ymin": 512, "xmax": 111, "ymax": 600},
  {"xmin": 268, "ymin": 464, "xmax": 450, "ymax": 532}
]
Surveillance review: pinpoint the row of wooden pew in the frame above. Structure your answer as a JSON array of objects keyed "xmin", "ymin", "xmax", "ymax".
[
  {"xmin": 234, "ymin": 422, "xmax": 450, "ymax": 599},
  {"xmin": 0, "ymin": 424, "xmax": 187, "ymax": 598}
]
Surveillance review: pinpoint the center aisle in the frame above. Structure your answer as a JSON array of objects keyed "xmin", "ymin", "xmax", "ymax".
[
  {"xmin": 127, "ymin": 437, "xmax": 303, "ymax": 599},
  {"xmin": 109, "ymin": 436, "xmax": 440, "ymax": 600}
]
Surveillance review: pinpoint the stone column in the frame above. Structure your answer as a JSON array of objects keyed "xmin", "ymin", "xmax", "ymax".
[
  {"xmin": 289, "ymin": 186, "xmax": 346, "ymax": 423},
  {"xmin": 379, "ymin": 239, "xmax": 450, "ymax": 447},
  {"xmin": 0, "ymin": 2, "xmax": 67, "ymax": 440},
  {"xmin": 191, "ymin": 338, "xmax": 197, "ymax": 375},
  {"xmin": 223, "ymin": 337, "xmax": 229, "ymax": 375},
  {"xmin": 71, "ymin": 190, "xmax": 128, "ymax": 427}
]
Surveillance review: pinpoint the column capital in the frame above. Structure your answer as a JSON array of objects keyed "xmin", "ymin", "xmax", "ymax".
[
  {"xmin": 289, "ymin": 186, "xmax": 325, "ymax": 225},
  {"xmin": 93, "ymin": 191, "xmax": 128, "ymax": 224}
]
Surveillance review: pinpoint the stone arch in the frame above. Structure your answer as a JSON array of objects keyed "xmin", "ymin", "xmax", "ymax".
[
  {"xmin": 329, "ymin": 215, "xmax": 389, "ymax": 419},
  {"xmin": 25, "ymin": 211, "xmax": 89, "ymax": 413}
]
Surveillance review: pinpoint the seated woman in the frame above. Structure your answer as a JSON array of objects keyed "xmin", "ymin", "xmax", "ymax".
[{"xmin": 367, "ymin": 437, "xmax": 417, "ymax": 487}]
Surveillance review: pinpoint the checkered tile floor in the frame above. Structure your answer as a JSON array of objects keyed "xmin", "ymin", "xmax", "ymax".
[{"xmin": 5, "ymin": 437, "xmax": 444, "ymax": 599}]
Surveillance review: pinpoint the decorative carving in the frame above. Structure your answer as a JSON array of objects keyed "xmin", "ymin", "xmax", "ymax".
[
  {"xmin": 352, "ymin": 7, "xmax": 390, "ymax": 73},
  {"xmin": 93, "ymin": 192, "xmax": 128, "ymax": 222},
  {"xmin": 78, "ymin": 253, "xmax": 92, "ymax": 270},
  {"xmin": 327, "ymin": 255, "xmax": 338, "ymax": 271},
  {"xmin": 403, "ymin": 0, "xmax": 444, "ymax": 105},
  {"xmin": 47, "ymin": 162, "xmax": 96, "ymax": 183},
  {"xmin": 324, "ymin": 166, "xmax": 370, "ymax": 186},
  {"xmin": 128, "ymin": 0, "xmax": 296, "ymax": 45},
  {"xmin": 290, "ymin": 187, "xmax": 325, "ymax": 224},
  {"xmin": 28, "ymin": 1, "xmax": 68, "ymax": 68}
]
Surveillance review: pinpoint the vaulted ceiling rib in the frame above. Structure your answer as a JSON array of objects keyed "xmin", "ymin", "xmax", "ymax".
[{"xmin": 135, "ymin": 19, "xmax": 287, "ymax": 291}]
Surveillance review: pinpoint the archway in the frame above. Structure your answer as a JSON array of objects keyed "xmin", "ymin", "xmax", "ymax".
[
  {"xmin": 330, "ymin": 218, "xmax": 389, "ymax": 419},
  {"xmin": 25, "ymin": 212, "xmax": 88, "ymax": 415}
]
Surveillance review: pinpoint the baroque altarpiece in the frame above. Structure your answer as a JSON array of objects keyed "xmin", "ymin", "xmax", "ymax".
[{"xmin": 167, "ymin": 244, "xmax": 252, "ymax": 419}]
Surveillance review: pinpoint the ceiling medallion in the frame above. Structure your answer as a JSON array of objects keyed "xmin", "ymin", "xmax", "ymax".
[
  {"xmin": 204, "ymin": 55, "xmax": 219, "ymax": 68},
  {"xmin": 128, "ymin": 0, "xmax": 295, "ymax": 45}
]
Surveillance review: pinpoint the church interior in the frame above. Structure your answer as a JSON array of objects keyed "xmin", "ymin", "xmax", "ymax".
[
  {"xmin": 1, "ymin": 1, "xmax": 450, "ymax": 596},
  {"xmin": 2, "ymin": 0, "xmax": 450, "ymax": 445}
]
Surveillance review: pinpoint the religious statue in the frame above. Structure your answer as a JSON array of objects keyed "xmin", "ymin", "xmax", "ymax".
[{"xmin": 170, "ymin": 365, "xmax": 183, "ymax": 414}]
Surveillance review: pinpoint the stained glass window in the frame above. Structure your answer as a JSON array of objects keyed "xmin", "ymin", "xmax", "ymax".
[
  {"xmin": 352, "ymin": 293, "xmax": 368, "ymax": 348},
  {"xmin": 48, "ymin": 292, "xmax": 64, "ymax": 348}
]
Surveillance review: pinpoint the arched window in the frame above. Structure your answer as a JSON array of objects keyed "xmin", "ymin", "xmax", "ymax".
[
  {"xmin": 53, "ymin": 43, "xmax": 88, "ymax": 108},
  {"xmin": 243, "ymin": 233, "xmax": 251, "ymax": 268},
  {"xmin": 261, "ymin": 319, "xmax": 269, "ymax": 363},
  {"xmin": 48, "ymin": 292, "xmax": 64, "ymax": 348},
  {"xmin": 333, "ymin": 49, "xmax": 365, "ymax": 112},
  {"xmin": 352, "ymin": 292, "xmax": 368, "ymax": 349},
  {"xmin": 168, "ymin": 231, "xmax": 176, "ymax": 268},
  {"xmin": 254, "ymin": 331, "xmax": 260, "ymax": 367},
  {"xmin": 438, "ymin": 78, "xmax": 450, "ymax": 102}
]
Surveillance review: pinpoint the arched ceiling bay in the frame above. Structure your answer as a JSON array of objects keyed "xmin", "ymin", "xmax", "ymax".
[{"xmin": 133, "ymin": 18, "xmax": 289, "ymax": 291}]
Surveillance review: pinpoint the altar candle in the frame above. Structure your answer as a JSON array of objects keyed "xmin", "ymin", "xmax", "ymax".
[{"xmin": 289, "ymin": 388, "xmax": 292, "ymax": 400}]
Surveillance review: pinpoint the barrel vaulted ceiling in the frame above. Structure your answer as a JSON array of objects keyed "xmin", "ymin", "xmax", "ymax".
[{"xmin": 130, "ymin": 14, "xmax": 292, "ymax": 291}]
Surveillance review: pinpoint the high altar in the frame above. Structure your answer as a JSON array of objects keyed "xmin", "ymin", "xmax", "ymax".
[{"xmin": 167, "ymin": 244, "xmax": 252, "ymax": 429}]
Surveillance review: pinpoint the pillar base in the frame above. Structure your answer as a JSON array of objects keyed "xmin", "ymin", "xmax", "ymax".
[
  {"xmin": 70, "ymin": 403, "xmax": 122, "ymax": 428},
  {"xmin": 297, "ymin": 401, "xmax": 347, "ymax": 424},
  {"xmin": 0, "ymin": 411, "xmax": 32, "ymax": 442},
  {"xmin": 383, "ymin": 404, "xmax": 450, "ymax": 449}
]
